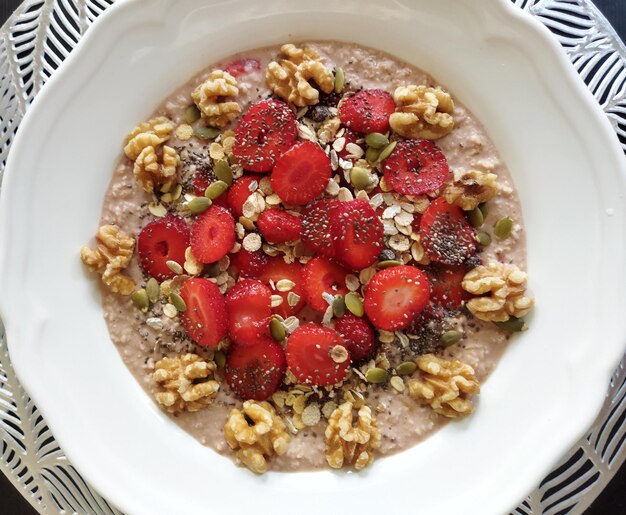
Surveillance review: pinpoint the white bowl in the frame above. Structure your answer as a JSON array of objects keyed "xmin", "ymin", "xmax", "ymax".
[{"xmin": 1, "ymin": 0, "xmax": 625, "ymax": 513}]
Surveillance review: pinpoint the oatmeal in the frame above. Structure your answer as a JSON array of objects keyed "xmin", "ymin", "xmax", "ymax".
[{"xmin": 82, "ymin": 42, "xmax": 533, "ymax": 473}]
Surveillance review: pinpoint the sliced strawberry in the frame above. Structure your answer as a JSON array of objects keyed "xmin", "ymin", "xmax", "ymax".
[
  {"xmin": 225, "ymin": 340, "xmax": 286, "ymax": 400},
  {"xmin": 224, "ymin": 58, "xmax": 260, "ymax": 77},
  {"xmin": 428, "ymin": 265, "xmax": 470, "ymax": 309},
  {"xmin": 259, "ymin": 257, "xmax": 305, "ymax": 318},
  {"xmin": 225, "ymin": 279, "xmax": 272, "ymax": 346},
  {"xmin": 339, "ymin": 89, "xmax": 395, "ymax": 134},
  {"xmin": 179, "ymin": 278, "xmax": 228, "ymax": 347},
  {"xmin": 330, "ymin": 198, "xmax": 384, "ymax": 271},
  {"xmin": 301, "ymin": 198, "xmax": 340, "ymax": 257},
  {"xmin": 336, "ymin": 129, "xmax": 360, "ymax": 160},
  {"xmin": 334, "ymin": 314, "xmax": 376, "ymax": 362},
  {"xmin": 382, "ymin": 139, "xmax": 449, "ymax": 196},
  {"xmin": 257, "ymin": 209, "xmax": 302, "ymax": 244},
  {"xmin": 233, "ymin": 99, "xmax": 297, "ymax": 172},
  {"xmin": 302, "ymin": 257, "xmax": 350, "ymax": 312},
  {"xmin": 271, "ymin": 141, "xmax": 331, "ymax": 205},
  {"xmin": 229, "ymin": 249, "xmax": 268, "ymax": 279},
  {"xmin": 190, "ymin": 205, "xmax": 235, "ymax": 263},
  {"xmin": 419, "ymin": 198, "xmax": 476, "ymax": 266},
  {"xmin": 137, "ymin": 215, "xmax": 190, "ymax": 280},
  {"xmin": 226, "ymin": 175, "xmax": 260, "ymax": 218},
  {"xmin": 363, "ymin": 265, "xmax": 431, "ymax": 331},
  {"xmin": 286, "ymin": 323, "xmax": 350, "ymax": 386}
]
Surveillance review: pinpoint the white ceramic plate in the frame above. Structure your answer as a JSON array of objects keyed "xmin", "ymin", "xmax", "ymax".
[{"xmin": 1, "ymin": 0, "xmax": 625, "ymax": 513}]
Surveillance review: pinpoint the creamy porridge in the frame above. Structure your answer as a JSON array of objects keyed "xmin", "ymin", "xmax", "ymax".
[{"xmin": 80, "ymin": 42, "xmax": 534, "ymax": 473}]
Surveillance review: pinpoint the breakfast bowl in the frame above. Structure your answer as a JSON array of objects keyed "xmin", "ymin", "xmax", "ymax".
[{"xmin": 0, "ymin": 0, "xmax": 625, "ymax": 514}]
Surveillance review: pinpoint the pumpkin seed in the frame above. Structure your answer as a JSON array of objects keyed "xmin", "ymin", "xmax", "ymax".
[
  {"xmin": 166, "ymin": 260, "xmax": 183, "ymax": 275},
  {"xmin": 188, "ymin": 196, "xmax": 212, "ymax": 213},
  {"xmin": 376, "ymin": 140, "xmax": 397, "ymax": 163},
  {"xmin": 171, "ymin": 183, "xmax": 183, "ymax": 201},
  {"xmin": 214, "ymin": 350, "xmax": 226, "ymax": 369},
  {"xmin": 441, "ymin": 330, "xmax": 461, "ymax": 347},
  {"xmin": 146, "ymin": 278, "xmax": 160, "ymax": 303},
  {"xmin": 169, "ymin": 292, "xmax": 187, "ymax": 313},
  {"xmin": 494, "ymin": 316, "xmax": 525, "ymax": 333},
  {"xmin": 214, "ymin": 160, "xmax": 233, "ymax": 186},
  {"xmin": 478, "ymin": 202, "xmax": 489, "ymax": 219},
  {"xmin": 468, "ymin": 207, "xmax": 484, "ymax": 228},
  {"xmin": 270, "ymin": 317, "xmax": 286, "ymax": 342},
  {"xmin": 366, "ymin": 146, "xmax": 382, "ymax": 163},
  {"xmin": 390, "ymin": 375, "xmax": 405, "ymax": 392},
  {"xmin": 475, "ymin": 231, "xmax": 491, "ymax": 246},
  {"xmin": 205, "ymin": 180, "xmax": 229, "ymax": 200},
  {"xmin": 332, "ymin": 295, "xmax": 346, "ymax": 318},
  {"xmin": 366, "ymin": 367, "xmax": 388, "ymax": 384},
  {"xmin": 350, "ymin": 166, "xmax": 371, "ymax": 190},
  {"xmin": 377, "ymin": 259, "xmax": 403, "ymax": 269},
  {"xmin": 396, "ymin": 361, "xmax": 418, "ymax": 376},
  {"xmin": 345, "ymin": 292, "xmax": 364, "ymax": 317},
  {"xmin": 494, "ymin": 216, "xmax": 513, "ymax": 239},
  {"xmin": 365, "ymin": 132, "xmax": 389, "ymax": 149},
  {"xmin": 148, "ymin": 203, "xmax": 167, "ymax": 217},
  {"xmin": 334, "ymin": 67, "xmax": 345, "ymax": 94},
  {"xmin": 184, "ymin": 105, "xmax": 201, "ymax": 124},
  {"xmin": 131, "ymin": 289, "xmax": 149, "ymax": 311},
  {"xmin": 194, "ymin": 126, "xmax": 220, "ymax": 140}
]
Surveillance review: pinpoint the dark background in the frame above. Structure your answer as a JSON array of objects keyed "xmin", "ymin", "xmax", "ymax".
[{"xmin": 1, "ymin": 0, "xmax": 625, "ymax": 513}]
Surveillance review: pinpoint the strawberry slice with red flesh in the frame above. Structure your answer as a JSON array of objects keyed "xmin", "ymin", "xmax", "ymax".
[
  {"xmin": 302, "ymin": 256, "xmax": 350, "ymax": 312},
  {"xmin": 229, "ymin": 248, "xmax": 268, "ymax": 279},
  {"xmin": 179, "ymin": 278, "xmax": 228, "ymax": 347},
  {"xmin": 301, "ymin": 198, "xmax": 340, "ymax": 257},
  {"xmin": 226, "ymin": 175, "xmax": 260, "ymax": 218},
  {"xmin": 271, "ymin": 141, "xmax": 332, "ymax": 206},
  {"xmin": 233, "ymin": 99, "xmax": 297, "ymax": 173},
  {"xmin": 257, "ymin": 209, "xmax": 302, "ymax": 244},
  {"xmin": 190, "ymin": 205, "xmax": 235, "ymax": 264},
  {"xmin": 138, "ymin": 215, "xmax": 190, "ymax": 280},
  {"xmin": 334, "ymin": 313, "xmax": 376, "ymax": 362},
  {"xmin": 419, "ymin": 198, "xmax": 476, "ymax": 266},
  {"xmin": 225, "ymin": 340, "xmax": 286, "ymax": 400},
  {"xmin": 225, "ymin": 279, "xmax": 272, "ymax": 346},
  {"xmin": 224, "ymin": 58, "xmax": 260, "ymax": 77},
  {"xmin": 286, "ymin": 323, "xmax": 350, "ymax": 386},
  {"xmin": 330, "ymin": 198, "xmax": 384, "ymax": 271},
  {"xmin": 428, "ymin": 265, "xmax": 470, "ymax": 309},
  {"xmin": 364, "ymin": 265, "xmax": 431, "ymax": 331},
  {"xmin": 382, "ymin": 139, "xmax": 450, "ymax": 196},
  {"xmin": 259, "ymin": 257, "xmax": 305, "ymax": 318},
  {"xmin": 339, "ymin": 89, "xmax": 395, "ymax": 134}
]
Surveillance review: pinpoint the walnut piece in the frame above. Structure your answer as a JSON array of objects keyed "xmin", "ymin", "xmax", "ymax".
[
  {"xmin": 324, "ymin": 401, "xmax": 381, "ymax": 470},
  {"xmin": 224, "ymin": 401, "xmax": 291, "ymax": 474},
  {"xmin": 80, "ymin": 225, "xmax": 135, "ymax": 295},
  {"xmin": 462, "ymin": 262, "xmax": 534, "ymax": 322},
  {"xmin": 389, "ymin": 85, "xmax": 454, "ymax": 139},
  {"xmin": 407, "ymin": 354, "xmax": 480, "ymax": 418},
  {"xmin": 443, "ymin": 170, "xmax": 499, "ymax": 211},
  {"xmin": 123, "ymin": 117, "xmax": 174, "ymax": 161},
  {"xmin": 266, "ymin": 44, "xmax": 334, "ymax": 106},
  {"xmin": 133, "ymin": 144, "xmax": 180, "ymax": 193},
  {"xmin": 192, "ymin": 70, "xmax": 241, "ymax": 128},
  {"xmin": 153, "ymin": 354, "xmax": 219, "ymax": 413}
]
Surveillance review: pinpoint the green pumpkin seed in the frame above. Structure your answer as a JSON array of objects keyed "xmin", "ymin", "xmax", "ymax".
[
  {"xmin": 478, "ymin": 202, "xmax": 489, "ymax": 219},
  {"xmin": 376, "ymin": 141, "xmax": 397, "ymax": 163},
  {"xmin": 332, "ymin": 295, "xmax": 346, "ymax": 318},
  {"xmin": 166, "ymin": 260, "xmax": 183, "ymax": 275},
  {"xmin": 214, "ymin": 160, "xmax": 233, "ymax": 186},
  {"xmin": 395, "ymin": 361, "xmax": 417, "ymax": 376},
  {"xmin": 377, "ymin": 260, "xmax": 403, "ymax": 269},
  {"xmin": 366, "ymin": 367, "xmax": 388, "ymax": 384},
  {"xmin": 334, "ymin": 67, "xmax": 345, "ymax": 94},
  {"xmin": 171, "ymin": 183, "xmax": 183, "ymax": 201},
  {"xmin": 494, "ymin": 216, "xmax": 513, "ymax": 239},
  {"xmin": 131, "ymin": 289, "xmax": 149, "ymax": 311},
  {"xmin": 188, "ymin": 196, "xmax": 212, "ymax": 214},
  {"xmin": 184, "ymin": 105, "xmax": 201, "ymax": 124},
  {"xmin": 194, "ymin": 126, "xmax": 220, "ymax": 140},
  {"xmin": 366, "ymin": 146, "xmax": 382, "ymax": 164},
  {"xmin": 214, "ymin": 350, "xmax": 226, "ymax": 369},
  {"xmin": 345, "ymin": 292, "xmax": 364, "ymax": 317},
  {"xmin": 169, "ymin": 292, "xmax": 187, "ymax": 313},
  {"xmin": 475, "ymin": 231, "xmax": 491, "ymax": 246},
  {"xmin": 365, "ymin": 132, "xmax": 389, "ymax": 149},
  {"xmin": 146, "ymin": 278, "xmax": 160, "ymax": 303},
  {"xmin": 205, "ymin": 180, "xmax": 229, "ymax": 200},
  {"xmin": 441, "ymin": 330, "xmax": 461, "ymax": 347},
  {"xmin": 350, "ymin": 166, "xmax": 371, "ymax": 190},
  {"xmin": 468, "ymin": 207, "xmax": 484, "ymax": 228},
  {"xmin": 494, "ymin": 317, "xmax": 525, "ymax": 333},
  {"xmin": 270, "ymin": 317, "xmax": 286, "ymax": 342}
]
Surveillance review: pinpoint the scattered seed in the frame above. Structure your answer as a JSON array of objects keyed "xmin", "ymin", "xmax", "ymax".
[
  {"xmin": 377, "ymin": 140, "xmax": 397, "ymax": 162},
  {"xmin": 184, "ymin": 104, "xmax": 201, "ymax": 124},
  {"xmin": 169, "ymin": 292, "xmax": 187, "ymax": 312},
  {"xmin": 188, "ymin": 196, "xmax": 212, "ymax": 213},
  {"xmin": 165, "ymin": 260, "xmax": 183, "ymax": 275},
  {"xmin": 377, "ymin": 260, "xmax": 403, "ymax": 269},
  {"xmin": 366, "ymin": 146, "xmax": 382, "ymax": 163},
  {"xmin": 146, "ymin": 278, "xmax": 160, "ymax": 303},
  {"xmin": 366, "ymin": 367, "xmax": 387, "ymax": 384},
  {"xmin": 334, "ymin": 67, "xmax": 345, "ymax": 94},
  {"xmin": 271, "ymin": 294, "xmax": 284, "ymax": 307},
  {"xmin": 345, "ymin": 274, "xmax": 360, "ymax": 291},
  {"xmin": 350, "ymin": 166, "xmax": 371, "ymax": 190},
  {"xmin": 171, "ymin": 183, "xmax": 183, "ymax": 201},
  {"xmin": 478, "ymin": 202, "xmax": 489, "ymax": 219},
  {"xmin": 345, "ymin": 292, "xmax": 364, "ymax": 317},
  {"xmin": 163, "ymin": 303, "xmax": 178, "ymax": 318},
  {"xmin": 468, "ymin": 207, "xmax": 484, "ymax": 228},
  {"xmin": 194, "ymin": 126, "xmax": 220, "ymax": 140},
  {"xmin": 214, "ymin": 160, "xmax": 233, "ymax": 186},
  {"xmin": 214, "ymin": 350, "xmax": 226, "ymax": 369},
  {"xmin": 332, "ymin": 295, "xmax": 346, "ymax": 318},
  {"xmin": 494, "ymin": 217, "xmax": 513, "ymax": 239},
  {"xmin": 441, "ymin": 330, "xmax": 462, "ymax": 347},
  {"xmin": 131, "ymin": 289, "xmax": 149, "ymax": 311},
  {"xmin": 205, "ymin": 180, "xmax": 229, "ymax": 200},
  {"xmin": 494, "ymin": 316, "xmax": 526, "ymax": 333},
  {"xmin": 396, "ymin": 361, "xmax": 417, "ymax": 376},
  {"xmin": 390, "ymin": 375, "xmax": 405, "ymax": 392},
  {"xmin": 270, "ymin": 317, "xmax": 286, "ymax": 342},
  {"xmin": 148, "ymin": 203, "xmax": 167, "ymax": 217},
  {"xmin": 475, "ymin": 231, "xmax": 491, "ymax": 246},
  {"xmin": 365, "ymin": 132, "xmax": 389, "ymax": 149}
]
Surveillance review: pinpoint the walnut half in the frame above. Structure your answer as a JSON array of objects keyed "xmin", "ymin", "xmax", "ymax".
[
  {"xmin": 389, "ymin": 85, "xmax": 454, "ymax": 140},
  {"xmin": 133, "ymin": 144, "xmax": 180, "ymax": 193},
  {"xmin": 192, "ymin": 70, "xmax": 241, "ymax": 128},
  {"xmin": 443, "ymin": 170, "xmax": 499, "ymax": 211}
]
